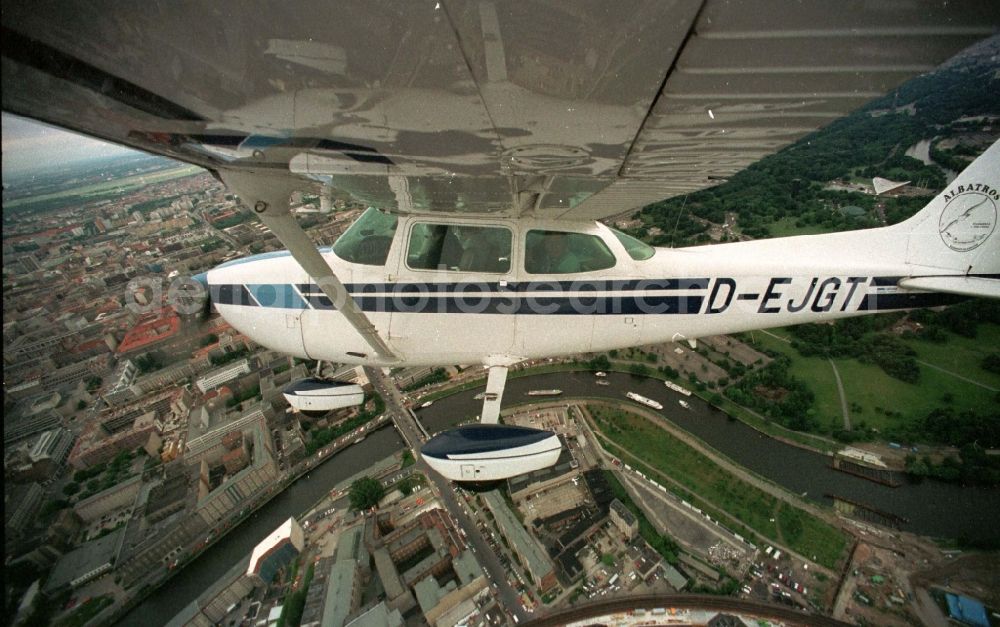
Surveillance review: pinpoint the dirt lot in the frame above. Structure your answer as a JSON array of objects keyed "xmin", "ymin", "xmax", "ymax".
[
  {"xmin": 911, "ymin": 552, "xmax": 1000, "ymax": 608},
  {"xmin": 834, "ymin": 525, "xmax": 1000, "ymax": 627},
  {"xmin": 701, "ymin": 335, "xmax": 771, "ymax": 368},
  {"xmin": 644, "ymin": 343, "xmax": 730, "ymax": 383}
]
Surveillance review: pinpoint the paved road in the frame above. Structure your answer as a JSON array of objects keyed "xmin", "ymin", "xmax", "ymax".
[
  {"xmin": 197, "ymin": 209, "xmax": 241, "ymax": 248},
  {"xmin": 364, "ymin": 367, "xmax": 530, "ymax": 623},
  {"xmin": 828, "ymin": 359, "xmax": 851, "ymax": 430},
  {"xmin": 916, "ymin": 359, "xmax": 998, "ymax": 392},
  {"xmin": 761, "ymin": 325, "xmax": 998, "ymax": 394}
]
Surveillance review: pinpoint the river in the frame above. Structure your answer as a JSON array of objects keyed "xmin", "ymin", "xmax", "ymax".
[
  {"xmin": 905, "ymin": 139, "xmax": 959, "ymax": 182},
  {"xmin": 127, "ymin": 370, "xmax": 998, "ymax": 625}
]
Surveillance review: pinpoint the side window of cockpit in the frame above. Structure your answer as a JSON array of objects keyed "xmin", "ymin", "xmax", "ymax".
[
  {"xmin": 407, "ymin": 224, "xmax": 512, "ymax": 273},
  {"xmin": 524, "ymin": 230, "xmax": 616, "ymax": 274},
  {"xmin": 332, "ymin": 208, "xmax": 398, "ymax": 266}
]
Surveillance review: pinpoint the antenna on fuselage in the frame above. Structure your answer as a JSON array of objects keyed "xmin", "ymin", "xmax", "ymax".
[{"xmin": 670, "ymin": 195, "xmax": 689, "ymax": 248}]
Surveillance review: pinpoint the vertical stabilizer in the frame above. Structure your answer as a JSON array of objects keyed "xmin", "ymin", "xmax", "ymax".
[{"xmin": 899, "ymin": 140, "xmax": 999, "ymax": 279}]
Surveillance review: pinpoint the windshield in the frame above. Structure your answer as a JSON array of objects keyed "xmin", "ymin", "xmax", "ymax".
[
  {"xmin": 331, "ymin": 208, "xmax": 398, "ymax": 265},
  {"xmin": 610, "ymin": 228, "xmax": 655, "ymax": 261}
]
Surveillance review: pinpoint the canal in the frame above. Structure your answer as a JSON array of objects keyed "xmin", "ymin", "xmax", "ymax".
[
  {"xmin": 418, "ymin": 370, "xmax": 1000, "ymax": 543},
  {"xmin": 118, "ymin": 425, "xmax": 405, "ymax": 627}
]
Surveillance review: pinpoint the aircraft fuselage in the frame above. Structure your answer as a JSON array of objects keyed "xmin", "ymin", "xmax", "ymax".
[{"xmin": 206, "ymin": 213, "xmax": 959, "ymax": 367}]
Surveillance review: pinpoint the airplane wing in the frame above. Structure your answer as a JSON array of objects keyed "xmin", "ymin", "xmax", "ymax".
[{"xmin": 3, "ymin": 1, "xmax": 997, "ymax": 221}]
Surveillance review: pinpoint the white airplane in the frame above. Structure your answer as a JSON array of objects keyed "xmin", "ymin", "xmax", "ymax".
[{"xmin": 3, "ymin": 2, "xmax": 998, "ymax": 482}]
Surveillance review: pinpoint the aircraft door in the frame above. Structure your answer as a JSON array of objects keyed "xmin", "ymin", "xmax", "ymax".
[{"xmin": 389, "ymin": 221, "xmax": 516, "ymax": 362}]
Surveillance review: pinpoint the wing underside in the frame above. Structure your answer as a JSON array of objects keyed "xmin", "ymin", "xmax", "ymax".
[{"xmin": 3, "ymin": 1, "xmax": 996, "ymax": 219}]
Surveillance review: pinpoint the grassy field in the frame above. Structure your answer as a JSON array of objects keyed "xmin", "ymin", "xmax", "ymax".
[
  {"xmin": 590, "ymin": 405, "xmax": 849, "ymax": 569},
  {"xmin": 903, "ymin": 325, "xmax": 1000, "ymax": 390},
  {"xmin": 746, "ymin": 325, "xmax": 998, "ymax": 435},
  {"xmin": 765, "ymin": 217, "xmax": 839, "ymax": 238},
  {"xmin": 4, "ymin": 164, "xmax": 203, "ymax": 209}
]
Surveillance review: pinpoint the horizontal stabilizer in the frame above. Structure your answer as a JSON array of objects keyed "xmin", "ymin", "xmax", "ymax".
[{"xmin": 898, "ymin": 276, "xmax": 1000, "ymax": 299}]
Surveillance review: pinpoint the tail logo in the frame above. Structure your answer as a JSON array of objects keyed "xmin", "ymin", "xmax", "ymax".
[{"xmin": 938, "ymin": 187, "xmax": 997, "ymax": 252}]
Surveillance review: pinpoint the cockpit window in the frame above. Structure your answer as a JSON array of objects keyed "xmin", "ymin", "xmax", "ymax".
[
  {"xmin": 524, "ymin": 230, "xmax": 616, "ymax": 274},
  {"xmin": 407, "ymin": 223, "xmax": 512, "ymax": 273},
  {"xmin": 332, "ymin": 208, "xmax": 398, "ymax": 265},
  {"xmin": 610, "ymin": 228, "xmax": 655, "ymax": 261}
]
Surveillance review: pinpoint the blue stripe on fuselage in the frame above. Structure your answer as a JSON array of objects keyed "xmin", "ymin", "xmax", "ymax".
[
  {"xmin": 213, "ymin": 281, "xmax": 707, "ymax": 314},
  {"xmin": 299, "ymin": 291, "xmax": 704, "ymax": 315},
  {"xmin": 299, "ymin": 278, "xmax": 710, "ymax": 294},
  {"xmin": 246, "ymin": 284, "xmax": 308, "ymax": 309},
  {"xmin": 858, "ymin": 292, "xmax": 966, "ymax": 311},
  {"xmin": 210, "ymin": 278, "xmax": 970, "ymax": 315}
]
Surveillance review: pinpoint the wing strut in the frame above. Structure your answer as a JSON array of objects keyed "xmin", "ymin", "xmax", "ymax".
[
  {"xmin": 480, "ymin": 365, "xmax": 508, "ymax": 424},
  {"xmin": 219, "ymin": 169, "xmax": 398, "ymax": 362}
]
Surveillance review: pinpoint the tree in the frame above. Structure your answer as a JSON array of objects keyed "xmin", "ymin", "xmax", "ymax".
[
  {"xmin": 628, "ymin": 363, "xmax": 650, "ymax": 376},
  {"xmin": 397, "ymin": 476, "xmax": 417, "ymax": 496},
  {"xmin": 63, "ymin": 482, "xmax": 80, "ymax": 496},
  {"xmin": 588, "ymin": 354, "xmax": 611, "ymax": 371},
  {"xmin": 401, "ymin": 450, "xmax": 415, "ymax": 468},
  {"xmin": 349, "ymin": 477, "xmax": 384, "ymax": 511}
]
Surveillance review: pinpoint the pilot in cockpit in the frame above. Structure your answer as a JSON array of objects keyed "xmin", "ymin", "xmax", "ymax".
[{"xmin": 537, "ymin": 232, "xmax": 582, "ymax": 274}]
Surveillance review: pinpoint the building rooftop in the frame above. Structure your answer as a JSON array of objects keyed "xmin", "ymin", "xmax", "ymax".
[
  {"xmin": 321, "ymin": 560, "xmax": 358, "ymax": 627},
  {"xmin": 336, "ymin": 524, "xmax": 366, "ymax": 563},
  {"xmin": 610, "ymin": 498, "xmax": 637, "ymax": 526},
  {"xmin": 507, "ymin": 438, "xmax": 575, "ymax": 494},
  {"xmin": 117, "ymin": 308, "xmax": 180, "ymax": 354},
  {"xmin": 452, "ymin": 549, "xmax": 485, "ymax": 586},
  {"xmin": 45, "ymin": 527, "xmax": 125, "ymax": 592},
  {"xmin": 247, "ymin": 517, "xmax": 303, "ymax": 578},
  {"xmin": 372, "ymin": 548, "xmax": 406, "ymax": 602},
  {"xmin": 946, "ymin": 592, "xmax": 989, "ymax": 627},
  {"xmin": 838, "ymin": 205, "xmax": 867, "ymax": 217},
  {"xmin": 401, "ymin": 547, "xmax": 449, "ymax": 586},
  {"xmin": 483, "ymin": 490, "xmax": 552, "ymax": 582},
  {"xmin": 663, "ymin": 563, "xmax": 688, "ymax": 590},
  {"xmin": 345, "ymin": 601, "xmax": 403, "ymax": 627},
  {"xmin": 145, "ymin": 473, "xmax": 190, "ymax": 516},
  {"xmin": 414, "ymin": 575, "xmax": 457, "ymax": 615}
]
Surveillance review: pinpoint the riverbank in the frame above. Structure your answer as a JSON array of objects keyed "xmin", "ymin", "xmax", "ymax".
[
  {"xmin": 585, "ymin": 401, "xmax": 849, "ymax": 570},
  {"xmin": 417, "ymin": 361, "xmax": 842, "ymax": 455}
]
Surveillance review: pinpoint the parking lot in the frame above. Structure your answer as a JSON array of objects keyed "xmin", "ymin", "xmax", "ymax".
[
  {"xmin": 520, "ymin": 480, "xmax": 588, "ymax": 523},
  {"xmin": 622, "ymin": 472, "xmax": 754, "ymax": 576}
]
